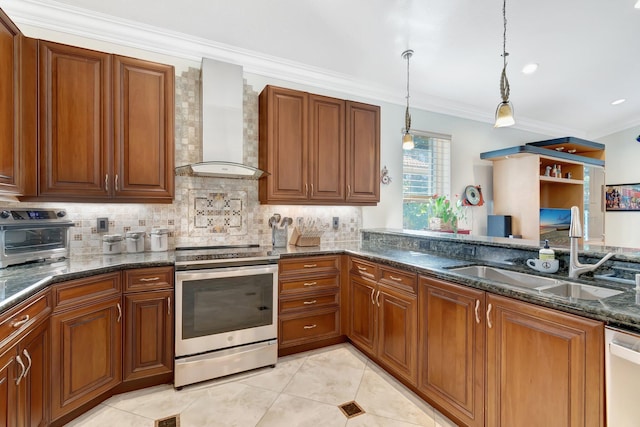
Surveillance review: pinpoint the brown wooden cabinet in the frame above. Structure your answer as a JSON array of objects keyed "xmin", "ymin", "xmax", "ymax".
[
  {"xmin": 486, "ymin": 293, "xmax": 603, "ymax": 427},
  {"xmin": 348, "ymin": 257, "xmax": 417, "ymax": 385},
  {"xmin": 0, "ymin": 288, "xmax": 51, "ymax": 427},
  {"xmin": 50, "ymin": 273, "xmax": 122, "ymax": 422},
  {"xmin": 122, "ymin": 267, "xmax": 174, "ymax": 382},
  {"xmin": 32, "ymin": 40, "xmax": 174, "ymax": 203},
  {"xmin": 418, "ymin": 276, "xmax": 485, "ymax": 427},
  {"xmin": 417, "ymin": 275, "xmax": 604, "ymax": 427},
  {"xmin": 259, "ymin": 85, "xmax": 379, "ymax": 205},
  {"xmin": 278, "ymin": 256, "xmax": 341, "ymax": 354},
  {"xmin": 0, "ymin": 9, "xmax": 23, "ymax": 195}
]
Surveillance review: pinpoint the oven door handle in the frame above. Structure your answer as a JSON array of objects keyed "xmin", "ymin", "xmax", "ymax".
[{"xmin": 610, "ymin": 340, "xmax": 640, "ymax": 365}]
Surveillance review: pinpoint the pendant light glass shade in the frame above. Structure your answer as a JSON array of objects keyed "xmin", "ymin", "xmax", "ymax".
[
  {"xmin": 494, "ymin": 0, "xmax": 515, "ymax": 128},
  {"xmin": 402, "ymin": 49, "xmax": 414, "ymax": 149},
  {"xmin": 495, "ymin": 101, "xmax": 515, "ymax": 127}
]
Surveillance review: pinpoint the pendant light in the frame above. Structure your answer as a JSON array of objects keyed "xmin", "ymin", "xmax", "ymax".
[
  {"xmin": 402, "ymin": 49, "xmax": 415, "ymax": 149},
  {"xmin": 494, "ymin": 0, "xmax": 515, "ymax": 127}
]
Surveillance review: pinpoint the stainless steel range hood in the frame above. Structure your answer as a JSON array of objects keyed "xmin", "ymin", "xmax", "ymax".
[{"xmin": 176, "ymin": 58, "xmax": 268, "ymax": 179}]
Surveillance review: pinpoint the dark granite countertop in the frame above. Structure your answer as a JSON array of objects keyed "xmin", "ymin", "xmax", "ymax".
[
  {"xmin": 0, "ymin": 252, "xmax": 174, "ymax": 313},
  {"xmin": 3, "ymin": 238, "xmax": 640, "ymax": 334}
]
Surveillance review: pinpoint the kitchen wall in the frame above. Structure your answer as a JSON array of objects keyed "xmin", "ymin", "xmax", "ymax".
[{"xmin": 599, "ymin": 127, "xmax": 640, "ymax": 248}]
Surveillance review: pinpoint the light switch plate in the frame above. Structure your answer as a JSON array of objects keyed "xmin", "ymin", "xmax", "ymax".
[{"xmin": 97, "ymin": 217, "xmax": 109, "ymax": 232}]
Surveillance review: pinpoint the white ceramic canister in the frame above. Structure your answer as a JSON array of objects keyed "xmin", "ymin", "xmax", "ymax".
[
  {"xmin": 125, "ymin": 231, "xmax": 145, "ymax": 253},
  {"xmin": 102, "ymin": 234, "xmax": 123, "ymax": 255},
  {"xmin": 150, "ymin": 228, "xmax": 169, "ymax": 252}
]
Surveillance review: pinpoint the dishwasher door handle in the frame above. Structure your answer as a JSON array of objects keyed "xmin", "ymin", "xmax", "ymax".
[{"xmin": 610, "ymin": 341, "xmax": 640, "ymax": 365}]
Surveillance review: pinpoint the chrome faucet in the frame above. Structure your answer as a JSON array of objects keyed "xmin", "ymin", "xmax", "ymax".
[{"xmin": 568, "ymin": 206, "xmax": 614, "ymax": 279}]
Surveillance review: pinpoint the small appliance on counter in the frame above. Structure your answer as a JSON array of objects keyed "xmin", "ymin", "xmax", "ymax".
[
  {"xmin": 150, "ymin": 228, "xmax": 169, "ymax": 252},
  {"xmin": 102, "ymin": 234, "xmax": 123, "ymax": 255},
  {"xmin": 125, "ymin": 231, "xmax": 145, "ymax": 253},
  {"xmin": 0, "ymin": 208, "xmax": 73, "ymax": 268}
]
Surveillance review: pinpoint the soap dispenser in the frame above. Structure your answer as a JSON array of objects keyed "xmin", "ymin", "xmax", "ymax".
[{"xmin": 539, "ymin": 240, "xmax": 555, "ymax": 260}]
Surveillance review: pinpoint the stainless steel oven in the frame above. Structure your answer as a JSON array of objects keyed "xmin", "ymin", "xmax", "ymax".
[
  {"xmin": 0, "ymin": 208, "xmax": 73, "ymax": 268},
  {"xmin": 174, "ymin": 246, "xmax": 279, "ymax": 388}
]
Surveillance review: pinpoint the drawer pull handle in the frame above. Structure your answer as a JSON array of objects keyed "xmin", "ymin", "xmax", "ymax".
[
  {"xmin": 303, "ymin": 300, "xmax": 317, "ymax": 305},
  {"xmin": 11, "ymin": 315, "xmax": 30, "ymax": 328},
  {"xmin": 486, "ymin": 303, "xmax": 493, "ymax": 329},
  {"xmin": 22, "ymin": 349, "xmax": 32, "ymax": 379},
  {"xmin": 139, "ymin": 277, "xmax": 160, "ymax": 282},
  {"xmin": 303, "ymin": 324, "xmax": 317, "ymax": 330},
  {"xmin": 370, "ymin": 288, "xmax": 376, "ymax": 305},
  {"xmin": 376, "ymin": 290, "xmax": 381, "ymax": 307},
  {"xmin": 0, "ymin": 377, "xmax": 5, "ymax": 385},
  {"xmin": 116, "ymin": 303, "xmax": 122, "ymax": 323},
  {"xmin": 474, "ymin": 300, "xmax": 480, "ymax": 324},
  {"xmin": 388, "ymin": 275, "xmax": 403, "ymax": 282},
  {"xmin": 303, "ymin": 282, "xmax": 317, "ymax": 287},
  {"xmin": 15, "ymin": 355, "xmax": 25, "ymax": 385},
  {"xmin": 168, "ymin": 296, "xmax": 171, "ymax": 316},
  {"xmin": 357, "ymin": 266, "xmax": 368, "ymax": 271},
  {"xmin": 303, "ymin": 264, "xmax": 317, "ymax": 268},
  {"xmin": 115, "ymin": 174, "xmax": 119, "ymax": 191},
  {"xmin": 105, "ymin": 174, "xmax": 109, "ymax": 192}
]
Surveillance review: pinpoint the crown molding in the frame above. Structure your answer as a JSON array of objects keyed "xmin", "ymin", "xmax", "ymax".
[{"xmin": 2, "ymin": 0, "xmax": 587, "ymax": 137}]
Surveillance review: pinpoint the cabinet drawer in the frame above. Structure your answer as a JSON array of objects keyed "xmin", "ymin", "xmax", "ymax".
[
  {"xmin": 379, "ymin": 266, "xmax": 417, "ymax": 293},
  {"xmin": 280, "ymin": 291, "xmax": 339, "ymax": 314},
  {"xmin": 279, "ymin": 256, "xmax": 340, "ymax": 276},
  {"xmin": 279, "ymin": 276, "xmax": 339, "ymax": 294},
  {"xmin": 0, "ymin": 289, "xmax": 51, "ymax": 347},
  {"xmin": 52, "ymin": 272, "xmax": 121, "ymax": 312},
  {"xmin": 279, "ymin": 308, "xmax": 340, "ymax": 346},
  {"xmin": 124, "ymin": 266, "xmax": 174, "ymax": 292},
  {"xmin": 349, "ymin": 257, "xmax": 378, "ymax": 280}
]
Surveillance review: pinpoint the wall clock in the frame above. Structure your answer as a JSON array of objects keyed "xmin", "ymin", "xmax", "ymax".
[{"xmin": 463, "ymin": 185, "xmax": 484, "ymax": 206}]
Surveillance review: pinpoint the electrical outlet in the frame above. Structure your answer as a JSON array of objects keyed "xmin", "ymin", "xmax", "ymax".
[
  {"xmin": 462, "ymin": 246, "xmax": 477, "ymax": 257},
  {"xmin": 418, "ymin": 240, "xmax": 430, "ymax": 251},
  {"xmin": 97, "ymin": 217, "xmax": 109, "ymax": 232},
  {"xmin": 332, "ymin": 217, "xmax": 339, "ymax": 229}
]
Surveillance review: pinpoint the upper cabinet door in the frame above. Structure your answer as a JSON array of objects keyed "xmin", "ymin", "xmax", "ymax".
[
  {"xmin": 345, "ymin": 101, "xmax": 380, "ymax": 203},
  {"xmin": 113, "ymin": 56, "xmax": 174, "ymax": 201},
  {"xmin": 308, "ymin": 94, "xmax": 345, "ymax": 201},
  {"xmin": 38, "ymin": 41, "xmax": 111, "ymax": 197},
  {"xmin": 259, "ymin": 86, "xmax": 309, "ymax": 202},
  {"xmin": 0, "ymin": 9, "xmax": 22, "ymax": 194}
]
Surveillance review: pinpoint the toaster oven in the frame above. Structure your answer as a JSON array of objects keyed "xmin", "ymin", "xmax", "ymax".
[{"xmin": 0, "ymin": 208, "xmax": 74, "ymax": 268}]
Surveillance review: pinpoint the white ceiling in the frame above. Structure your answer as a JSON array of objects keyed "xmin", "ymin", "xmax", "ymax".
[{"xmin": 4, "ymin": 0, "xmax": 640, "ymax": 138}]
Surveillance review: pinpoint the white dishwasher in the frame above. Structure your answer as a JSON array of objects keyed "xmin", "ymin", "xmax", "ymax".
[{"xmin": 605, "ymin": 326, "xmax": 640, "ymax": 426}]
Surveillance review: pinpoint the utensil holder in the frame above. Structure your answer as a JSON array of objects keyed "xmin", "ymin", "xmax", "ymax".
[{"xmin": 272, "ymin": 226, "xmax": 288, "ymax": 247}]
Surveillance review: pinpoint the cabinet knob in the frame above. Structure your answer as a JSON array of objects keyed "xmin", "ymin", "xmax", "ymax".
[
  {"xmin": 56, "ymin": 210, "xmax": 67, "ymax": 218},
  {"xmin": 0, "ymin": 210, "xmax": 11, "ymax": 219}
]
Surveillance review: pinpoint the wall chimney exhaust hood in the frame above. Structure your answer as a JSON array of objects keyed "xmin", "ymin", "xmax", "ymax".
[{"xmin": 176, "ymin": 58, "xmax": 268, "ymax": 179}]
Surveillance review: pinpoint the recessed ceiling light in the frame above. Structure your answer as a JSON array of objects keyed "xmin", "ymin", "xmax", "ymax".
[
  {"xmin": 611, "ymin": 98, "xmax": 626, "ymax": 105},
  {"xmin": 635, "ymin": 0, "xmax": 640, "ymax": 9},
  {"xmin": 521, "ymin": 63, "xmax": 539, "ymax": 74}
]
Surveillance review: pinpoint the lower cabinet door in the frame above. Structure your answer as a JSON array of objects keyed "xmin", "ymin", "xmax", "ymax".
[
  {"xmin": 0, "ymin": 348, "xmax": 17, "ymax": 427},
  {"xmin": 123, "ymin": 291, "xmax": 173, "ymax": 381},
  {"xmin": 348, "ymin": 275, "xmax": 377, "ymax": 357},
  {"xmin": 50, "ymin": 296, "xmax": 122, "ymax": 421},
  {"xmin": 17, "ymin": 320, "xmax": 50, "ymax": 427},
  {"xmin": 377, "ymin": 285, "xmax": 417, "ymax": 385},
  {"xmin": 486, "ymin": 294, "xmax": 604, "ymax": 427},
  {"xmin": 418, "ymin": 277, "xmax": 485, "ymax": 427}
]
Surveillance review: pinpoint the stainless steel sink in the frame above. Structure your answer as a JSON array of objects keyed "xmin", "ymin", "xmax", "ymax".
[
  {"xmin": 448, "ymin": 265, "xmax": 623, "ymax": 301},
  {"xmin": 538, "ymin": 282, "xmax": 623, "ymax": 300},
  {"xmin": 449, "ymin": 265, "xmax": 559, "ymax": 289}
]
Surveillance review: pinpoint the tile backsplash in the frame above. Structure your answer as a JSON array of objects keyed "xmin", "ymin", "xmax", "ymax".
[{"xmin": 3, "ymin": 67, "xmax": 361, "ymax": 255}]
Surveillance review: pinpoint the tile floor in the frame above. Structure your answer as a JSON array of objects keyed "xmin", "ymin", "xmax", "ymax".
[{"xmin": 65, "ymin": 344, "xmax": 458, "ymax": 427}]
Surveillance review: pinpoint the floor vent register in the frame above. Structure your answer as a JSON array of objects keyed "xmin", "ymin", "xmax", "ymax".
[
  {"xmin": 155, "ymin": 414, "xmax": 180, "ymax": 427},
  {"xmin": 338, "ymin": 401, "xmax": 365, "ymax": 419}
]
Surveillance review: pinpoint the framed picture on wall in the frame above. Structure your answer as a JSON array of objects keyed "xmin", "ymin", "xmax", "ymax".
[{"xmin": 605, "ymin": 183, "xmax": 640, "ymax": 211}]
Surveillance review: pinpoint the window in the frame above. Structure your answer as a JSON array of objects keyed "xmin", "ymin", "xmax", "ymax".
[{"xmin": 402, "ymin": 131, "xmax": 451, "ymax": 230}]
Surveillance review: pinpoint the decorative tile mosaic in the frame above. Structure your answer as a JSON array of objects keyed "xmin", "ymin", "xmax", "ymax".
[{"xmin": 190, "ymin": 190, "xmax": 247, "ymax": 234}]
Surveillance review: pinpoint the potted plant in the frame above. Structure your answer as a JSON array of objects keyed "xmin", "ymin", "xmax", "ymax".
[{"xmin": 424, "ymin": 195, "xmax": 465, "ymax": 232}]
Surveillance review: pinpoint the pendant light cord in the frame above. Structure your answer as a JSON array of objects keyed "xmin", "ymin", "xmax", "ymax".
[
  {"xmin": 402, "ymin": 50, "xmax": 413, "ymax": 133},
  {"xmin": 500, "ymin": 0, "xmax": 510, "ymax": 103}
]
